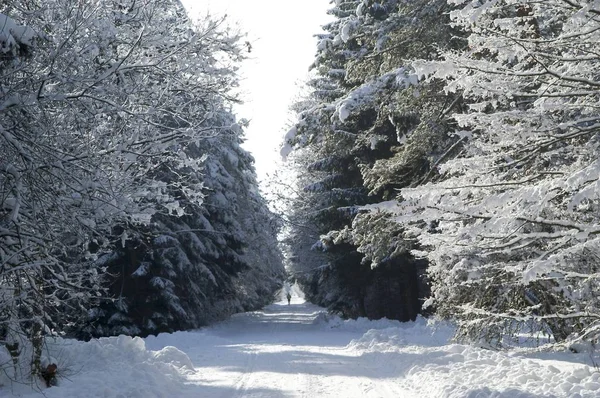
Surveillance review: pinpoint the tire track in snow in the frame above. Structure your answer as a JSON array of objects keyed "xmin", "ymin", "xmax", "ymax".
[
  {"xmin": 184, "ymin": 300, "xmax": 418, "ymax": 397},
  {"xmin": 231, "ymin": 348, "xmax": 258, "ymax": 398}
]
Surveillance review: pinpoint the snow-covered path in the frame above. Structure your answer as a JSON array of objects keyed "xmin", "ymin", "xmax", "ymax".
[
  {"xmin": 5, "ymin": 297, "xmax": 600, "ymax": 397},
  {"xmin": 147, "ymin": 299, "xmax": 410, "ymax": 397},
  {"xmin": 144, "ymin": 298, "xmax": 600, "ymax": 398}
]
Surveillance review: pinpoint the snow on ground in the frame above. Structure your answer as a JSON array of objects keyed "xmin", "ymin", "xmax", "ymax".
[{"xmin": 3, "ymin": 295, "xmax": 600, "ymax": 397}]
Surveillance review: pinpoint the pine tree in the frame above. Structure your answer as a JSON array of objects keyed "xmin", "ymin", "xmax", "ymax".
[{"xmin": 282, "ymin": 0, "xmax": 461, "ymax": 320}]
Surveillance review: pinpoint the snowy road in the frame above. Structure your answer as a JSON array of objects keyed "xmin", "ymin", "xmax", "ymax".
[
  {"xmin": 7, "ymin": 296, "xmax": 600, "ymax": 397},
  {"xmin": 143, "ymin": 298, "xmax": 600, "ymax": 398},
  {"xmin": 151, "ymin": 299, "xmax": 411, "ymax": 397}
]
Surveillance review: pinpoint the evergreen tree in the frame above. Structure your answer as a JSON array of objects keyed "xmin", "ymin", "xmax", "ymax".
[
  {"xmin": 282, "ymin": 0, "xmax": 462, "ymax": 320},
  {"xmin": 393, "ymin": 0, "xmax": 600, "ymax": 346},
  {"xmin": 80, "ymin": 119, "xmax": 285, "ymax": 337},
  {"xmin": 0, "ymin": 0, "xmax": 284, "ymax": 379}
]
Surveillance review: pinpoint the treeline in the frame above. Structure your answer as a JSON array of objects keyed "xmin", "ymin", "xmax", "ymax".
[
  {"xmin": 283, "ymin": 0, "xmax": 600, "ymax": 349},
  {"xmin": 0, "ymin": 0, "xmax": 283, "ymax": 381}
]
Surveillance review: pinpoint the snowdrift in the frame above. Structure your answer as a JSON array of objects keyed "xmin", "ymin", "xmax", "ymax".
[
  {"xmin": 3, "ymin": 303, "xmax": 600, "ymax": 397},
  {"xmin": 1, "ymin": 334, "xmax": 199, "ymax": 397}
]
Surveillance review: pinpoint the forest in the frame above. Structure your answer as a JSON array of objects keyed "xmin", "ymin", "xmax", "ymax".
[
  {"xmin": 2, "ymin": 0, "xmax": 600, "ymax": 386},
  {"xmin": 0, "ymin": 0, "xmax": 284, "ymax": 381},
  {"xmin": 281, "ymin": 0, "xmax": 600, "ymax": 348}
]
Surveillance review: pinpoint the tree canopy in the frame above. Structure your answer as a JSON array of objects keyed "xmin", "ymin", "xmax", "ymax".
[{"xmin": 1, "ymin": 0, "xmax": 283, "ymax": 381}]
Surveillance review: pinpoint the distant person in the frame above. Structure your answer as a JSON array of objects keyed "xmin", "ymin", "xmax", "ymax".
[{"xmin": 286, "ymin": 292, "xmax": 291, "ymax": 305}]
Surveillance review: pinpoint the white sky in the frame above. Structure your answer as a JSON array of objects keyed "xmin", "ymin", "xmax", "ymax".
[{"xmin": 181, "ymin": 0, "xmax": 332, "ymax": 184}]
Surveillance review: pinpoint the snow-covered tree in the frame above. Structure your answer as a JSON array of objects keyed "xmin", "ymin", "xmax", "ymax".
[
  {"xmin": 282, "ymin": 0, "xmax": 459, "ymax": 320},
  {"xmin": 0, "ymin": 0, "xmax": 249, "ymax": 378},
  {"xmin": 79, "ymin": 120, "xmax": 285, "ymax": 338},
  {"xmin": 389, "ymin": 0, "xmax": 600, "ymax": 346}
]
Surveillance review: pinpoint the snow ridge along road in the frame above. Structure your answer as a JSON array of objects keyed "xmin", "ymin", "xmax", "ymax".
[{"xmin": 6, "ymin": 296, "xmax": 600, "ymax": 397}]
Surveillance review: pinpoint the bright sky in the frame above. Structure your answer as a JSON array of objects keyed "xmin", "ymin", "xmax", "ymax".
[{"xmin": 181, "ymin": 0, "xmax": 331, "ymax": 184}]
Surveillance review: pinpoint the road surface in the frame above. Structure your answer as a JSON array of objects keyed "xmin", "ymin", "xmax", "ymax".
[{"xmin": 147, "ymin": 298, "xmax": 411, "ymax": 397}]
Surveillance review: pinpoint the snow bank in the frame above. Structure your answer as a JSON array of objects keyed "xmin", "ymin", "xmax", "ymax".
[
  {"xmin": 341, "ymin": 316, "xmax": 455, "ymax": 349},
  {"xmin": 4, "ymin": 335, "xmax": 195, "ymax": 398},
  {"xmin": 322, "ymin": 313, "xmax": 401, "ymax": 330},
  {"xmin": 4, "ymin": 303, "xmax": 600, "ymax": 398},
  {"xmin": 403, "ymin": 344, "xmax": 600, "ymax": 398},
  {"xmin": 343, "ymin": 317, "xmax": 600, "ymax": 397},
  {"xmin": 322, "ymin": 313, "xmax": 454, "ymax": 339}
]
